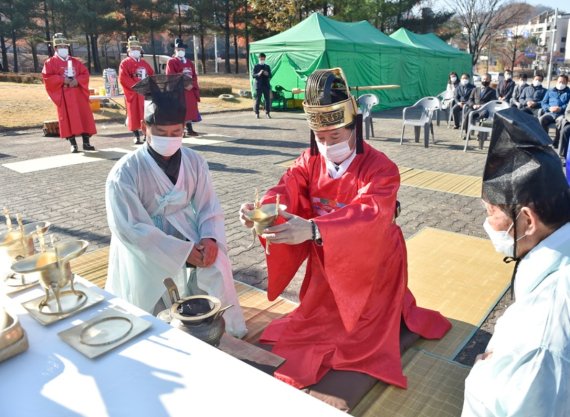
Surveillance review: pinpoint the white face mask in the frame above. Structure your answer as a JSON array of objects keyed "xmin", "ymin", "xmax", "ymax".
[
  {"xmin": 316, "ymin": 131, "xmax": 354, "ymax": 164},
  {"xmin": 532, "ymin": 80, "xmax": 541, "ymax": 87},
  {"xmin": 129, "ymin": 50, "xmax": 141, "ymax": 59},
  {"xmin": 150, "ymin": 135, "xmax": 183, "ymax": 157},
  {"xmin": 461, "ymin": 79, "xmax": 469, "ymax": 86},
  {"xmin": 259, "ymin": 60, "xmax": 265, "ymax": 65},
  {"xmin": 176, "ymin": 50, "xmax": 186, "ymax": 58},
  {"xmin": 556, "ymin": 83, "xmax": 567, "ymax": 91},
  {"xmin": 57, "ymin": 48, "xmax": 69, "ymax": 59},
  {"xmin": 483, "ymin": 215, "xmax": 525, "ymax": 257},
  {"xmin": 450, "ymin": 76, "xmax": 457, "ymax": 83},
  {"xmin": 505, "ymin": 74, "xmax": 512, "ymax": 80}
]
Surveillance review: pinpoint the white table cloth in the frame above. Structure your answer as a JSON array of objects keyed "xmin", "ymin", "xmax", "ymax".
[{"xmin": 0, "ymin": 277, "xmax": 345, "ymax": 417}]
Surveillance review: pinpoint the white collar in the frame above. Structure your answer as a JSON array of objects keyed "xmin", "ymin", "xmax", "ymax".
[
  {"xmin": 56, "ymin": 55, "xmax": 68, "ymax": 62},
  {"xmin": 515, "ymin": 222, "xmax": 570, "ymax": 297},
  {"xmin": 324, "ymin": 150, "xmax": 357, "ymax": 179}
]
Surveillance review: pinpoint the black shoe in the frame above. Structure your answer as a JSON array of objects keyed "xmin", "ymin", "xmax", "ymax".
[
  {"xmin": 453, "ymin": 126, "xmax": 459, "ymax": 130},
  {"xmin": 255, "ymin": 113, "xmax": 260, "ymax": 119},
  {"xmin": 133, "ymin": 138, "xmax": 143, "ymax": 145},
  {"xmin": 70, "ymin": 145, "xmax": 79, "ymax": 153},
  {"xmin": 83, "ymin": 144, "xmax": 95, "ymax": 151},
  {"xmin": 266, "ymin": 113, "xmax": 271, "ymax": 119}
]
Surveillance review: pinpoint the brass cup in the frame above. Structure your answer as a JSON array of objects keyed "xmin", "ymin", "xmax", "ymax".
[
  {"xmin": 0, "ymin": 221, "xmax": 51, "ymax": 263},
  {"xmin": 245, "ymin": 204, "xmax": 287, "ymax": 235}
]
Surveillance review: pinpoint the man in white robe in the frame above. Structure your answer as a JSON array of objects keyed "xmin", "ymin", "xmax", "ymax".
[
  {"xmin": 462, "ymin": 108, "xmax": 570, "ymax": 416},
  {"xmin": 105, "ymin": 74, "xmax": 247, "ymax": 338}
]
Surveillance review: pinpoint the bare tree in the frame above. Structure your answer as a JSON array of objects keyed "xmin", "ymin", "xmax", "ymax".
[{"xmin": 445, "ymin": 0, "xmax": 531, "ymax": 68}]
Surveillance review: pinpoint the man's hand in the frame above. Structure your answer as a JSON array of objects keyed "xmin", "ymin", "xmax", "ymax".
[
  {"xmin": 550, "ymin": 106, "xmax": 561, "ymax": 113},
  {"xmin": 199, "ymin": 238, "xmax": 218, "ymax": 267},
  {"xmin": 187, "ymin": 245, "xmax": 204, "ymax": 267},
  {"xmin": 473, "ymin": 104, "xmax": 480, "ymax": 109},
  {"xmin": 69, "ymin": 78, "xmax": 78, "ymax": 88},
  {"xmin": 261, "ymin": 210, "xmax": 312, "ymax": 245},
  {"xmin": 263, "ymin": 70, "xmax": 269, "ymax": 76},
  {"xmin": 459, "ymin": 102, "xmax": 465, "ymax": 108},
  {"xmin": 527, "ymin": 100, "xmax": 535, "ymax": 107},
  {"xmin": 239, "ymin": 203, "xmax": 255, "ymax": 229},
  {"xmin": 475, "ymin": 350, "xmax": 493, "ymax": 364}
]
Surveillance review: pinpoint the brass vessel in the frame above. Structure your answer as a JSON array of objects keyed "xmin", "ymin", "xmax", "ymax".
[
  {"xmin": 11, "ymin": 240, "xmax": 89, "ymax": 314},
  {"xmin": 0, "ymin": 307, "xmax": 28, "ymax": 362}
]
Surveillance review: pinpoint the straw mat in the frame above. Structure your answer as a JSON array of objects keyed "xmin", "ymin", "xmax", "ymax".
[{"xmin": 351, "ymin": 349, "xmax": 471, "ymax": 417}]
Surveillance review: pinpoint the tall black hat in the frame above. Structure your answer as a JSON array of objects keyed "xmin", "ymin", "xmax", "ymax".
[
  {"xmin": 173, "ymin": 38, "xmax": 188, "ymax": 49},
  {"xmin": 482, "ymin": 108, "xmax": 568, "ymax": 206},
  {"xmin": 132, "ymin": 74, "xmax": 191, "ymax": 125}
]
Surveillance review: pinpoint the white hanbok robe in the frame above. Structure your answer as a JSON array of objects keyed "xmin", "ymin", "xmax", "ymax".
[
  {"xmin": 105, "ymin": 144, "xmax": 247, "ymax": 338},
  {"xmin": 462, "ymin": 222, "xmax": 570, "ymax": 417}
]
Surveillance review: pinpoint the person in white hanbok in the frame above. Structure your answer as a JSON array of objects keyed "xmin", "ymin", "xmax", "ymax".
[
  {"xmin": 105, "ymin": 74, "xmax": 247, "ymax": 338},
  {"xmin": 462, "ymin": 108, "xmax": 570, "ymax": 417}
]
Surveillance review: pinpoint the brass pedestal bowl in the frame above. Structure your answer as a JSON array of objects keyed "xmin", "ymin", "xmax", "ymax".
[
  {"xmin": 0, "ymin": 221, "xmax": 50, "ymax": 284},
  {"xmin": 0, "ymin": 308, "xmax": 28, "ymax": 362},
  {"xmin": 245, "ymin": 204, "xmax": 287, "ymax": 254},
  {"xmin": 11, "ymin": 240, "xmax": 89, "ymax": 315}
]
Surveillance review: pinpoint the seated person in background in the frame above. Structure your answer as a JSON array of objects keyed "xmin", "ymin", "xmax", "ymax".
[
  {"xmin": 510, "ymin": 73, "xmax": 528, "ymax": 107},
  {"xmin": 105, "ymin": 74, "xmax": 247, "ymax": 338},
  {"xmin": 442, "ymin": 71, "xmax": 459, "ymax": 109},
  {"xmin": 540, "ymin": 75, "xmax": 570, "ymax": 149},
  {"xmin": 462, "ymin": 73, "xmax": 497, "ymax": 133},
  {"xmin": 452, "ymin": 73, "xmax": 476, "ymax": 129},
  {"xmin": 496, "ymin": 69, "xmax": 515, "ymax": 103},
  {"xmin": 559, "ymin": 107, "xmax": 570, "ymax": 160},
  {"xmin": 239, "ymin": 68, "xmax": 451, "ymax": 390},
  {"xmin": 462, "ymin": 108, "xmax": 570, "ymax": 417},
  {"xmin": 519, "ymin": 74, "xmax": 546, "ymax": 116}
]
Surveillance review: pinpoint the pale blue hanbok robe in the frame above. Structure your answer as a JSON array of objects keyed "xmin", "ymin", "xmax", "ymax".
[
  {"xmin": 105, "ymin": 144, "xmax": 247, "ymax": 338},
  {"xmin": 462, "ymin": 222, "xmax": 570, "ymax": 416}
]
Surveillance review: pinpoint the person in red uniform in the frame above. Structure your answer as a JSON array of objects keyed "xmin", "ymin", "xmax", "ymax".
[
  {"xmin": 42, "ymin": 33, "xmax": 96, "ymax": 153},
  {"xmin": 165, "ymin": 38, "xmax": 200, "ymax": 137},
  {"xmin": 239, "ymin": 68, "xmax": 451, "ymax": 389},
  {"xmin": 119, "ymin": 36, "xmax": 154, "ymax": 145}
]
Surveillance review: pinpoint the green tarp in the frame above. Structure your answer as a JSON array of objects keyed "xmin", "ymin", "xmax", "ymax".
[{"xmin": 249, "ymin": 14, "xmax": 472, "ymax": 110}]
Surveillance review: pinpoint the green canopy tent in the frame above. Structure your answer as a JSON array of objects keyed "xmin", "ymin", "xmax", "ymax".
[
  {"xmin": 390, "ymin": 28, "xmax": 472, "ymax": 97},
  {"xmin": 249, "ymin": 13, "xmax": 437, "ymax": 110}
]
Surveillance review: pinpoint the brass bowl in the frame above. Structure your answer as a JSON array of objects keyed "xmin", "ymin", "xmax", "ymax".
[
  {"xmin": 0, "ymin": 308, "xmax": 28, "ymax": 362},
  {"xmin": 245, "ymin": 204, "xmax": 287, "ymax": 235},
  {"xmin": 0, "ymin": 221, "xmax": 51, "ymax": 261},
  {"xmin": 10, "ymin": 240, "xmax": 89, "ymax": 291}
]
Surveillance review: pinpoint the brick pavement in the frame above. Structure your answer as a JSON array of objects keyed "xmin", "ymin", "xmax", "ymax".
[{"xmin": 0, "ymin": 107, "xmax": 508, "ymax": 364}]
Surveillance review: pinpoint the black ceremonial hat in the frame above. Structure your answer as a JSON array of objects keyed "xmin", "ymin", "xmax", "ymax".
[
  {"xmin": 174, "ymin": 38, "xmax": 188, "ymax": 49},
  {"xmin": 482, "ymin": 108, "xmax": 568, "ymax": 205},
  {"xmin": 132, "ymin": 74, "xmax": 191, "ymax": 125}
]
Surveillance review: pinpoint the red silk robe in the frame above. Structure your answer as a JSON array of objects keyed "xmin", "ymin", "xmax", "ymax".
[
  {"xmin": 119, "ymin": 57, "xmax": 154, "ymax": 131},
  {"xmin": 259, "ymin": 142, "xmax": 451, "ymax": 389},
  {"xmin": 42, "ymin": 56, "xmax": 96, "ymax": 139},
  {"xmin": 165, "ymin": 57, "xmax": 200, "ymax": 122}
]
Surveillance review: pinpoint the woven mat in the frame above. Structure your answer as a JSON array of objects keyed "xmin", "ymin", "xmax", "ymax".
[
  {"xmin": 70, "ymin": 247, "xmax": 110, "ymax": 289},
  {"xmin": 406, "ymin": 227, "xmax": 512, "ymax": 358},
  {"xmin": 352, "ymin": 349, "xmax": 471, "ymax": 417}
]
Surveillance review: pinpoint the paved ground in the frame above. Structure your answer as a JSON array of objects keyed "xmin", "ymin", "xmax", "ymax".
[{"xmin": 0, "ymin": 107, "xmax": 510, "ymax": 365}]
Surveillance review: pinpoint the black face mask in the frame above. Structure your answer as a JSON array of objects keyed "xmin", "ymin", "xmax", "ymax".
[{"xmin": 482, "ymin": 81, "xmax": 490, "ymax": 87}]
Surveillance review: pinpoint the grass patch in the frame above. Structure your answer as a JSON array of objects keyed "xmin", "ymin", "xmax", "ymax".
[{"xmin": 0, "ymin": 73, "xmax": 254, "ymax": 131}]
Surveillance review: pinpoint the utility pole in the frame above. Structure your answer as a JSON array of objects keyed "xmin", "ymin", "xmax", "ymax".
[
  {"xmin": 193, "ymin": 35, "xmax": 198, "ymax": 74},
  {"xmin": 214, "ymin": 33, "xmax": 219, "ymax": 74},
  {"xmin": 546, "ymin": 8, "xmax": 557, "ymax": 87}
]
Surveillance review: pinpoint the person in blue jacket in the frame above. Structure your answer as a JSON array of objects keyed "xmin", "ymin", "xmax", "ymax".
[
  {"xmin": 540, "ymin": 74, "xmax": 570, "ymax": 148},
  {"xmin": 519, "ymin": 74, "xmax": 546, "ymax": 115}
]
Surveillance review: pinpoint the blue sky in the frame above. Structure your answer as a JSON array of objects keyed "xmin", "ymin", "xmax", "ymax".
[{"xmin": 431, "ymin": 0, "xmax": 565, "ymax": 13}]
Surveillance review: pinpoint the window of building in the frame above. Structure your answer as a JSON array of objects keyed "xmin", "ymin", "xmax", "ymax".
[
  {"xmin": 562, "ymin": 37, "xmax": 567, "ymax": 43},
  {"xmin": 561, "ymin": 47, "xmax": 566, "ymax": 53}
]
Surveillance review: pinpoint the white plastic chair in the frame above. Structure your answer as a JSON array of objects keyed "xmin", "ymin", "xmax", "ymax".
[
  {"xmin": 400, "ymin": 97, "xmax": 439, "ymax": 147},
  {"xmin": 435, "ymin": 90, "xmax": 453, "ymax": 126},
  {"xmin": 463, "ymin": 100, "xmax": 509, "ymax": 151},
  {"xmin": 357, "ymin": 94, "xmax": 379, "ymax": 139}
]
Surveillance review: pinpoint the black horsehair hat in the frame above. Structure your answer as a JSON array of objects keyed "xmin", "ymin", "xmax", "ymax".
[
  {"xmin": 132, "ymin": 74, "xmax": 191, "ymax": 125},
  {"xmin": 174, "ymin": 38, "xmax": 188, "ymax": 49},
  {"xmin": 482, "ymin": 107, "xmax": 569, "ymax": 206}
]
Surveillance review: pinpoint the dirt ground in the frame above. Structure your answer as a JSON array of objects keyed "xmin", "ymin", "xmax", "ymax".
[{"xmin": 0, "ymin": 73, "xmax": 254, "ymax": 131}]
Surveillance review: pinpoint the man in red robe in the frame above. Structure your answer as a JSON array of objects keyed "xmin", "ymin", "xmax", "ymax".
[
  {"xmin": 239, "ymin": 68, "xmax": 451, "ymax": 389},
  {"xmin": 165, "ymin": 38, "xmax": 200, "ymax": 137},
  {"xmin": 42, "ymin": 33, "xmax": 96, "ymax": 153},
  {"xmin": 119, "ymin": 36, "xmax": 154, "ymax": 145}
]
